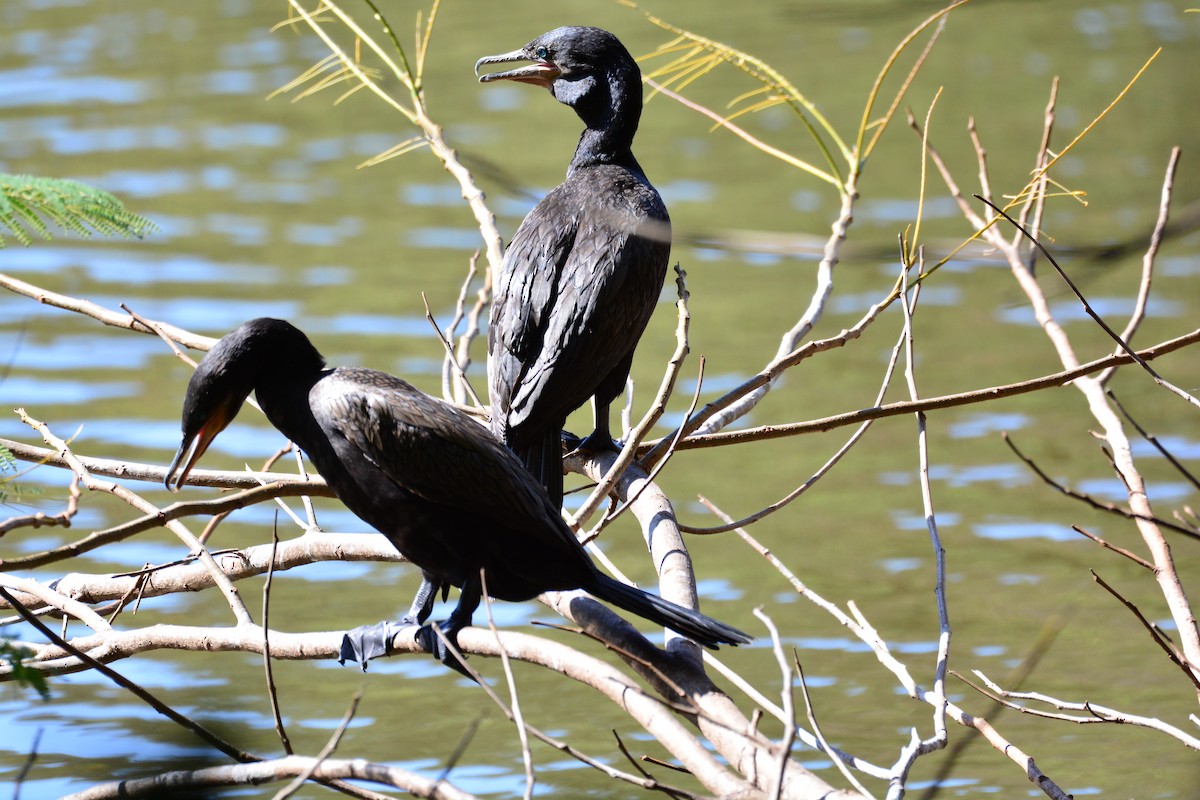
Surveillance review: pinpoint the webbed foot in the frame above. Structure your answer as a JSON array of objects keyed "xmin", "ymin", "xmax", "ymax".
[
  {"xmin": 415, "ymin": 622, "xmax": 476, "ymax": 681},
  {"xmin": 338, "ymin": 619, "xmax": 413, "ymax": 671}
]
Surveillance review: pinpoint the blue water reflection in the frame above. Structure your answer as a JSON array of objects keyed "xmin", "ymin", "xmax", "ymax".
[
  {"xmin": 1131, "ymin": 435, "xmax": 1200, "ymax": 459},
  {"xmin": 1077, "ymin": 477, "xmax": 1193, "ymax": 504},
  {"xmin": 0, "ymin": 67, "xmax": 147, "ymax": 107},
  {"xmin": 407, "ymin": 226, "xmax": 487, "ymax": 250},
  {"xmin": 974, "ymin": 520, "xmax": 1078, "ymax": 542},
  {"xmin": 0, "ymin": 246, "xmax": 281, "ymax": 284},
  {"xmin": 40, "ymin": 124, "xmax": 185, "ymax": 154},
  {"xmin": 949, "ymin": 412, "xmax": 1030, "ymax": 438},
  {"xmin": 997, "ymin": 296, "xmax": 1183, "ymax": 325},
  {"xmin": 0, "ymin": 376, "xmax": 136, "ymax": 404},
  {"xmin": 867, "ymin": 464, "xmax": 1024, "ymax": 489},
  {"xmin": 880, "ymin": 557, "xmax": 923, "ymax": 573},
  {"xmin": 83, "ymin": 296, "xmax": 299, "ymax": 331}
]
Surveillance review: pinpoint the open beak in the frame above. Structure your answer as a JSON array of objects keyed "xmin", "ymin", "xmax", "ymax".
[
  {"xmin": 475, "ymin": 49, "xmax": 560, "ymax": 88},
  {"xmin": 164, "ymin": 408, "xmax": 232, "ymax": 492}
]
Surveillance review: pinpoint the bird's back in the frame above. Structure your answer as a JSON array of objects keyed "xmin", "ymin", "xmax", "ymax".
[
  {"xmin": 306, "ymin": 368, "xmax": 597, "ymax": 599},
  {"xmin": 489, "ymin": 162, "xmax": 671, "ymax": 446}
]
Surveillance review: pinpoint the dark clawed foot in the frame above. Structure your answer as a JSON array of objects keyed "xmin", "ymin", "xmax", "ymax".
[
  {"xmin": 569, "ymin": 430, "xmax": 619, "ymax": 457},
  {"xmin": 338, "ymin": 619, "xmax": 411, "ymax": 671},
  {"xmin": 415, "ymin": 623, "xmax": 476, "ymax": 682}
]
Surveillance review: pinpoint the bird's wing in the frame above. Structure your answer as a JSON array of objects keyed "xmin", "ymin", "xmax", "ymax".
[
  {"xmin": 490, "ymin": 175, "xmax": 670, "ymax": 434},
  {"xmin": 314, "ymin": 369, "xmax": 570, "ymax": 544},
  {"xmin": 488, "ymin": 185, "xmax": 579, "ymax": 427}
]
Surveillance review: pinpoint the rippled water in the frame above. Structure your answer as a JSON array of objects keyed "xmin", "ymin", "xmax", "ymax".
[{"xmin": 1, "ymin": 0, "xmax": 1198, "ymax": 797}]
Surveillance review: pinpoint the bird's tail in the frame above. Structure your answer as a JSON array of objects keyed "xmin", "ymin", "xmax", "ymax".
[
  {"xmin": 587, "ymin": 573, "xmax": 751, "ymax": 649},
  {"xmin": 512, "ymin": 427, "xmax": 565, "ymax": 510}
]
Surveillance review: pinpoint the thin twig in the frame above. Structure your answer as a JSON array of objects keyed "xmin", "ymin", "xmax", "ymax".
[
  {"xmin": 570, "ymin": 265, "xmax": 691, "ymax": 530},
  {"xmin": 795, "ymin": 656, "xmax": 871, "ymax": 798},
  {"xmin": 963, "ymin": 671, "xmax": 1200, "ymax": 750},
  {"xmin": 681, "ymin": 256, "xmax": 911, "ymax": 534},
  {"xmin": 480, "ymin": 571, "xmax": 534, "ymax": 799},
  {"xmin": 422, "ymin": 291, "xmax": 483, "ymax": 410},
  {"xmin": 1090, "ymin": 570, "xmax": 1200, "ymax": 692},
  {"xmin": 977, "ymin": 195, "xmax": 1198, "ymax": 410},
  {"xmin": 271, "ymin": 688, "xmax": 364, "ymax": 799},
  {"xmin": 637, "ymin": 327, "xmax": 1200, "ymax": 454},
  {"xmin": 1003, "ymin": 432, "xmax": 1200, "ymax": 542},
  {"xmin": 263, "ymin": 524, "xmax": 293, "ymax": 755},
  {"xmin": 752, "ymin": 608, "xmax": 794, "ymax": 800},
  {"xmin": 1107, "ymin": 389, "xmax": 1200, "ymax": 493},
  {"xmin": 0, "ymin": 586, "xmax": 257, "ymax": 762}
]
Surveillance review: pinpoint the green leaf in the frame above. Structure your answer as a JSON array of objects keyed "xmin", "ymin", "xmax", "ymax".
[
  {"xmin": 0, "ymin": 640, "xmax": 50, "ymax": 700},
  {"xmin": 0, "ymin": 173, "xmax": 157, "ymax": 249}
]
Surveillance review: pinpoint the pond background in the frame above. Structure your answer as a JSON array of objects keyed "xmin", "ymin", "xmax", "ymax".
[{"xmin": 1, "ymin": 0, "xmax": 1199, "ymax": 796}]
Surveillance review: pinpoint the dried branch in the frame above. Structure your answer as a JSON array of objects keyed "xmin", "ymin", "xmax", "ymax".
[
  {"xmin": 700, "ymin": 497, "xmax": 1072, "ymax": 798},
  {"xmin": 1071, "ymin": 525, "xmax": 1155, "ymax": 570},
  {"xmin": 262, "ymin": 529, "xmax": 294, "ymax": 756},
  {"xmin": 1107, "ymin": 390, "xmax": 1200, "ymax": 493},
  {"xmin": 0, "ymin": 531, "xmax": 402, "ymax": 611},
  {"xmin": 920, "ymin": 70, "xmax": 1200, "ymax": 691},
  {"xmin": 0, "ymin": 480, "xmax": 332, "ymax": 569},
  {"xmin": 899, "ymin": 263, "xmax": 951, "ymax": 768},
  {"xmin": 1098, "ymin": 148, "xmax": 1180, "ymax": 383},
  {"xmin": 640, "ymin": 327, "xmax": 1200, "ymax": 454},
  {"xmin": 979, "ymin": 196, "xmax": 1199, "ymax": 409},
  {"xmin": 681, "ymin": 257, "xmax": 910, "ymax": 534},
  {"xmin": 0, "ymin": 271, "xmax": 215, "ymax": 350},
  {"xmin": 753, "ymin": 609, "xmax": 805, "ymax": 800},
  {"xmin": 272, "ymin": 687, "xmax": 362, "ymax": 798},
  {"xmin": 0, "ymin": 436, "xmax": 322, "ymax": 491},
  {"xmin": 18, "ymin": 411, "xmax": 253, "ymax": 626},
  {"xmin": 479, "ymin": 573, "xmax": 534, "ymax": 800},
  {"xmin": 0, "ymin": 586, "xmax": 256, "ymax": 762},
  {"xmin": 965, "ymin": 671, "xmax": 1200, "ymax": 750},
  {"xmin": 60, "ymin": 754, "xmax": 477, "ymax": 800}
]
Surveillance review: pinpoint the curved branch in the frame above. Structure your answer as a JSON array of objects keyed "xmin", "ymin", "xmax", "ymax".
[
  {"xmin": 0, "ymin": 271, "xmax": 215, "ymax": 350},
  {"xmin": 0, "ymin": 532, "xmax": 402, "ymax": 610},
  {"xmin": 1, "ymin": 481, "xmax": 335, "ymax": 569},
  {"xmin": 60, "ymin": 755, "xmax": 479, "ymax": 800},
  {"xmin": 0, "ymin": 436, "xmax": 325, "ymax": 490}
]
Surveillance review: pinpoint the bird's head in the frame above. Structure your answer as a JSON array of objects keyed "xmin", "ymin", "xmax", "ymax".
[
  {"xmin": 475, "ymin": 26, "xmax": 639, "ymax": 112},
  {"xmin": 165, "ymin": 318, "xmax": 323, "ymax": 492}
]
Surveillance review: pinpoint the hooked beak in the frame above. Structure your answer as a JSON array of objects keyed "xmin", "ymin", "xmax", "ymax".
[
  {"xmin": 475, "ymin": 49, "xmax": 561, "ymax": 88},
  {"xmin": 164, "ymin": 407, "xmax": 233, "ymax": 492}
]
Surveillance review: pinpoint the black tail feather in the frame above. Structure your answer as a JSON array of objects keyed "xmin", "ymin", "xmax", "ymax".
[
  {"xmin": 513, "ymin": 427, "xmax": 565, "ymax": 510},
  {"xmin": 586, "ymin": 573, "xmax": 751, "ymax": 649}
]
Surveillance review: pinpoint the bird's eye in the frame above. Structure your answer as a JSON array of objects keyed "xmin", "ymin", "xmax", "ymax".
[{"xmin": 535, "ymin": 46, "xmax": 549, "ymax": 60}]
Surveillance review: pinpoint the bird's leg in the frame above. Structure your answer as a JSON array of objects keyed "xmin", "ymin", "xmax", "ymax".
[
  {"xmin": 401, "ymin": 573, "xmax": 445, "ymax": 626},
  {"xmin": 338, "ymin": 574, "xmax": 444, "ymax": 671},
  {"xmin": 415, "ymin": 576, "xmax": 482, "ymax": 680},
  {"xmin": 574, "ymin": 399, "xmax": 619, "ymax": 454}
]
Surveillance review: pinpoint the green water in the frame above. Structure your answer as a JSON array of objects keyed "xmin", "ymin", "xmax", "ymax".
[{"xmin": 0, "ymin": 0, "xmax": 1198, "ymax": 796}]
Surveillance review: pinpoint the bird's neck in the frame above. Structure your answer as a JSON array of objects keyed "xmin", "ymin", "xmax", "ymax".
[
  {"xmin": 567, "ymin": 71, "xmax": 641, "ymax": 172},
  {"xmin": 254, "ymin": 369, "xmax": 324, "ymax": 446}
]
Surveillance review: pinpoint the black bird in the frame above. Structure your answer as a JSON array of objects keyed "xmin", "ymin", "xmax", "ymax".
[
  {"xmin": 165, "ymin": 319, "xmax": 748, "ymax": 674},
  {"xmin": 476, "ymin": 27, "xmax": 671, "ymax": 509}
]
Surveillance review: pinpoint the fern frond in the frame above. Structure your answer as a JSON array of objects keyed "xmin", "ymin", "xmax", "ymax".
[{"xmin": 0, "ymin": 174, "xmax": 156, "ymax": 249}]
